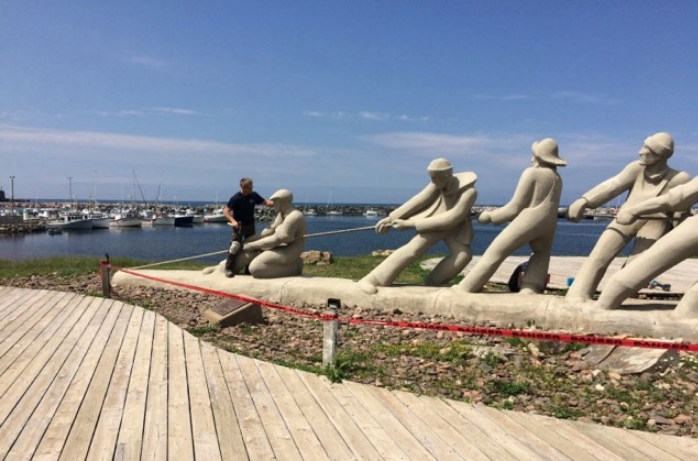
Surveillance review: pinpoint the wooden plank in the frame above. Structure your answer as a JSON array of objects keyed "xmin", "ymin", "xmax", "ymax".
[
  {"xmin": 562, "ymin": 420, "xmax": 684, "ymax": 461},
  {"xmin": 0, "ymin": 292, "xmax": 74, "ymax": 386},
  {"xmin": 521, "ymin": 413, "xmax": 632, "ymax": 461},
  {"xmin": 295, "ymin": 371, "xmax": 387, "ymax": 460},
  {"xmin": 357, "ymin": 384, "xmax": 466, "ymax": 460},
  {"xmin": 341, "ymin": 380, "xmax": 439, "ymax": 461},
  {"xmin": 633, "ymin": 431, "xmax": 698, "ymax": 459},
  {"xmin": 0, "ymin": 290, "xmax": 67, "ymax": 351},
  {"xmin": 0, "ymin": 288, "xmax": 42, "ymax": 324},
  {"xmin": 500, "ymin": 409, "xmax": 610, "ymax": 461},
  {"xmin": 402, "ymin": 397, "xmax": 519, "ymax": 461},
  {"xmin": 141, "ymin": 313, "xmax": 169, "ymax": 461},
  {"xmin": 182, "ymin": 332, "xmax": 223, "ymax": 461},
  {"xmin": 57, "ymin": 303, "xmax": 135, "ymax": 461},
  {"xmin": 167, "ymin": 322, "xmax": 194, "ymax": 461},
  {"xmin": 0, "ymin": 294, "xmax": 87, "ymax": 425},
  {"xmin": 86, "ymin": 307, "xmax": 145, "ymax": 460},
  {"xmin": 472, "ymin": 405, "xmax": 579, "ymax": 460},
  {"xmin": 0, "ymin": 298, "xmax": 107, "ymax": 459},
  {"xmin": 114, "ymin": 309, "xmax": 155, "ymax": 460},
  {"xmin": 253, "ymin": 360, "xmax": 332, "ymax": 461},
  {"xmin": 313, "ymin": 373, "xmax": 428, "ymax": 461},
  {"xmin": 631, "ymin": 431, "xmax": 698, "ymax": 459},
  {"xmin": 444, "ymin": 395, "xmax": 567, "ymax": 461},
  {"xmin": 199, "ymin": 343, "xmax": 248, "ymax": 461},
  {"xmin": 234, "ymin": 356, "xmax": 303, "ymax": 461},
  {"xmin": 217, "ymin": 351, "xmax": 275, "ymax": 460},
  {"xmin": 0, "ymin": 296, "xmax": 104, "ymax": 458},
  {"xmin": 271, "ymin": 365, "xmax": 357, "ymax": 461},
  {"xmin": 395, "ymin": 392, "xmax": 510, "ymax": 461},
  {"xmin": 31, "ymin": 300, "xmax": 125, "ymax": 460}
]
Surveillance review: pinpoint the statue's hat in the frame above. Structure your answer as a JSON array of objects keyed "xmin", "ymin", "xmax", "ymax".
[{"xmin": 532, "ymin": 138, "xmax": 566, "ymax": 167}]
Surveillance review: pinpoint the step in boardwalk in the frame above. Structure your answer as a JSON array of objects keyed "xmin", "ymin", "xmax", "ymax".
[{"xmin": 0, "ymin": 286, "xmax": 697, "ymax": 460}]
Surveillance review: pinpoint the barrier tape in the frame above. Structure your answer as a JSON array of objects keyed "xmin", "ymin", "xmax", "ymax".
[{"xmin": 109, "ymin": 264, "xmax": 698, "ymax": 353}]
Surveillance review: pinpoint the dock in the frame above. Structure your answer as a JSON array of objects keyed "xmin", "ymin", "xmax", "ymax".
[{"xmin": 1, "ymin": 286, "xmax": 697, "ymax": 460}]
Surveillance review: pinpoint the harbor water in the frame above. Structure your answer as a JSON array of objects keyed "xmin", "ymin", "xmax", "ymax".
[{"xmin": 0, "ymin": 215, "xmax": 626, "ymax": 264}]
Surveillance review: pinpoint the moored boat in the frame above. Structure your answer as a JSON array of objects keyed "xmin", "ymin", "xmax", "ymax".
[
  {"xmin": 204, "ymin": 208, "xmax": 228, "ymax": 223},
  {"xmin": 110, "ymin": 209, "xmax": 143, "ymax": 228},
  {"xmin": 46, "ymin": 212, "xmax": 94, "ymax": 230}
]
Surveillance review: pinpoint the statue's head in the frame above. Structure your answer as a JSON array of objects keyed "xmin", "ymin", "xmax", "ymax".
[
  {"xmin": 427, "ymin": 158, "xmax": 453, "ymax": 189},
  {"xmin": 642, "ymin": 132, "xmax": 674, "ymax": 159},
  {"xmin": 531, "ymin": 138, "xmax": 566, "ymax": 167},
  {"xmin": 269, "ymin": 189, "xmax": 293, "ymax": 209}
]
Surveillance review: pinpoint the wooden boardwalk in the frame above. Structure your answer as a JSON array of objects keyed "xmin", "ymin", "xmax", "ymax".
[{"xmin": 1, "ymin": 286, "xmax": 697, "ymax": 460}]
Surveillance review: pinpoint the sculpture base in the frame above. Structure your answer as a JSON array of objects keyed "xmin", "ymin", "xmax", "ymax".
[{"xmin": 202, "ymin": 298, "xmax": 264, "ymax": 327}]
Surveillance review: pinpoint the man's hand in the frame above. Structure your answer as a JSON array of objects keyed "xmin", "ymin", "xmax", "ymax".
[
  {"xmin": 375, "ymin": 217, "xmax": 393, "ymax": 234},
  {"xmin": 615, "ymin": 209, "xmax": 638, "ymax": 225},
  {"xmin": 391, "ymin": 219, "xmax": 414, "ymax": 230},
  {"xmin": 566, "ymin": 198, "xmax": 588, "ymax": 222},
  {"xmin": 478, "ymin": 211, "xmax": 492, "ymax": 224}
]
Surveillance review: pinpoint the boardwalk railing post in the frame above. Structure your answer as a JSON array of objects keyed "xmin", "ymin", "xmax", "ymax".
[
  {"xmin": 323, "ymin": 298, "xmax": 340, "ymax": 367},
  {"xmin": 100, "ymin": 254, "xmax": 111, "ymax": 298}
]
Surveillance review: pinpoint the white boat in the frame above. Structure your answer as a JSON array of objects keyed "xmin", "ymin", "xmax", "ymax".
[
  {"xmin": 110, "ymin": 209, "xmax": 143, "ymax": 228},
  {"xmin": 327, "ymin": 210, "xmax": 343, "ymax": 216},
  {"xmin": 303, "ymin": 209, "xmax": 317, "ymax": 217},
  {"xmin": 204, "ymin": 208, "xmax": 228, "ymax": 223},
  {"xmin": 89, "ymin": 213, "xmax": 111, "ymax": 229},
  {"xmin": 364, "ymin": 208, "xmax": 378, "ymax": 218},
  {"xmin": 186, "ymin": 208, "xmax": 204, "ymax": 224},
  {"xmin": 46, "ymin": 212, "xmax": 94, "ymax": 230}
]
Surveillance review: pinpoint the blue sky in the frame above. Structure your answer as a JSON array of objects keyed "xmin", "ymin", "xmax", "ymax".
[{"xmin": 2, "ymin": 1, "xmax": 698, "ymax": 205}]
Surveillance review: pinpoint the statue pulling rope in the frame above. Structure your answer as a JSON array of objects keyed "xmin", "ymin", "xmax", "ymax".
[{"xmin": 131, "ymin": 225, "xmax": 377, "ymax": 270}]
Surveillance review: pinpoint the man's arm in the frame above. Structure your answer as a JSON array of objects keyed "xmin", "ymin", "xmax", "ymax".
[
  {"xmin": 223, "ymin": 206, "xmax": 238, "ymax": 228},
  {"xmin": 567, "ymin": 162, "xmax": 639, "ymax": 221},
  {"xmin": 483, "ymin": 168, "xmax": 535, "ymax": 225},
  {"xmin": 403, "ymin": 187, "xmax": 476, "ymax": 233},
  {"xmin": 616, "ymin": 178, "xmax": 698, "ymax": 224}
]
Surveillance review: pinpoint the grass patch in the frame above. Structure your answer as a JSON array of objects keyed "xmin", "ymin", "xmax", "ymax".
[{"xmin": 0, "ymin": 255, "xmax": 208, "ymax": 280}]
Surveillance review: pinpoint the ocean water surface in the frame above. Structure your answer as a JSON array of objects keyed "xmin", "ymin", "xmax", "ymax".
[{"xmin": 0, "ymin": 215, "xmax": 625, "ymax": 264}]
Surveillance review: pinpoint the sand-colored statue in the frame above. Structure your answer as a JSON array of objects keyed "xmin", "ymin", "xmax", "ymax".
[
  {"xmin": 357, "ymin": 158, "xmax": 477, "ymax": 294},
  {"xmin": 219, "ymin": 189, "xmax": 306, "ymax": 278},
  {"xmin": 565, "ymin": 132, "xmax": 691, "ymax": 302},
  {"xmin": 458, "ymin": 138, "xmax": 566, "ymax": 294},
  {"xmin": 596, "ymin": 178, "xmax": 698, "ymax": 316}
]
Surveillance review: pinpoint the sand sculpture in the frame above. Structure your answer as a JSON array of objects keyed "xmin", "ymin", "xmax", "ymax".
[
  {"xmin": 565, "ymin": 132, "xmax": 690, "ymax": 302},
  {"xmin": 596, "ymin": 177, "xmax": 698, "ymax": 317},
  {"xmin": 458, "ymin": 138, "xmax": 565, "ymax": 294},
  {"xmin": 357, "ymin": 158, "xmax": 477, "ymax": 294},
  {"xmin": 207, "ymin": 189, "xmax": 306, "ymax": 278}
]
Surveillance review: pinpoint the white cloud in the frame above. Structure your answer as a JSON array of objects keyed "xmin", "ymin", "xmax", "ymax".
[
  {"xmin": 470, "ymin": 94, "xmax": 531, "ymax": 101},
  {"xmin": 0, "ymin": 125, "xmax": 317, "ymax": 158},
  {"xmin": 549, "ymin": 91, "xmax": 618, "ymax": 105},
  {"xmin": 304, "ymin": 110, "xmax": 431, "ymax": 123},
  {"xmin": 128, "ymin": 55, "xmax": 168, "ymax": 68}
]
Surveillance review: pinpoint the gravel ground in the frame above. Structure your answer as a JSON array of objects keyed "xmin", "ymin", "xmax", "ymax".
[{"xmin": 7, "ymin": 272, "xmax": 698, "ymax": 439}]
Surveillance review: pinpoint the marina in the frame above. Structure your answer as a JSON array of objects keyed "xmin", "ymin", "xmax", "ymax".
[{"xmin": 1, "ymin": 210, "xmax": 625, "ymax": 266}]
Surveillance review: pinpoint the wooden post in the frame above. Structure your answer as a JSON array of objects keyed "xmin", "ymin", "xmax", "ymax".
[
  {"xmin": 100, "ymin": 255, "xmax": 111, "ymax": 298},
  {"xmin": 322, "ymin": 298, "xmax": 340, "ymax": 367}
]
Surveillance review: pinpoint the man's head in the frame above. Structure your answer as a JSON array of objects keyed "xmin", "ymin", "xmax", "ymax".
[
  {"xmin": 427, "ymin": 158, "xmax": 454, "ymax": 189},
  {"xmin": 239, "ymin": 177, "xmax": 254, "ymax": 195},
  {"xmin": 531, "ymin": 138, "xmax": 566, "ymax": 167},
  {"xmin": 269, "ymin": 189, "xmax": 293, "ymax": 211},
  {"xmin": 639, "ymin": 132, "xmax": 674, "ymax": 165}
]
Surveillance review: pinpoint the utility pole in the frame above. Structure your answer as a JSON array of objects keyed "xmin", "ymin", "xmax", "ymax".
[{"xmin": 9, "ymin": 175, "xmax": 15, "ymax": 215}]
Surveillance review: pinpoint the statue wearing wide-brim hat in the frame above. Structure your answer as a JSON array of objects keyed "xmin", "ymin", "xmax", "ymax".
[{"xmin": 532, "ymin": 138, "xmax": 567, "ymax": 167}]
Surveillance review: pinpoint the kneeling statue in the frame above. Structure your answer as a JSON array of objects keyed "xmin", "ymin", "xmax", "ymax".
[{"xmin": 212, "ymin": 189, "xmax": 306, "ymax": 278}]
